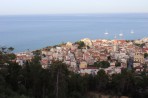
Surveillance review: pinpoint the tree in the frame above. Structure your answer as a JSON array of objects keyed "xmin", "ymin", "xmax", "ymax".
[
  {"xmin": 8, "ymin": 47, "xmax": 14, "ymax": 53},
  {"xmin": 87, "ymin": 75, "xmax": 97, "ymax": 91},
  {"xmin": 68, "ymin": 73, "xmax": 88, "ymax": 98},
  {"xmin": 50, "ymin": 61, "xmax": 69, "ymax": 98},
  {"xmin": 99, "ymin": 61, "xmax": 110, "ymax": 68},
  {"xmin": 32, "ymin": 50, "xmax": 41, "ymax": 56},
  {"xmin": 20, "ymin": 61, "xmax": 52, "ymax": 98},
  {"xmin": 32, "ymin": 55, "xmax": 41, "ymax": 65},
  {"xmin": 134, "ymin": 43, "xmax": 145, "ymax": 48},
  {"xmin": 75, "ymin": 41, "xmax": 85, "ymax": 49},
  {"xmin": 107, "ymin": 56, "xmax": 111, "ymax": 61},
  {"xmin": 6, "ymin": 63, "xmax": 22, "ymax": 91},
  {"xmin": 0, "ymin": 46, "xmax": 7, "ymax": 53},
  {"xmin": 111, "ymin": 70, "xmax": 135, "ymax": 97},
  {"xmin": 96, "ymin": 70, "xmax": 109, "ymax": 92},
  {"xmin": 144, "ymin": 53, "xmax": 148, "ymax": 58},
  {"xmin": 93, "ymin": 61, "xmax": 101, "ymax": 68},
  {"xmin": 115, "ymin": 61, "xmax": 121, "ymax": 67},
  {"xmin": 0, "ymin": 47, "xmax": 15, "ymax": 64}
]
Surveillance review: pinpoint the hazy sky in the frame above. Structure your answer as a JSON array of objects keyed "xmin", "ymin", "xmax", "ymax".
[{"xmin": 0, "ymin": 0, "xmax": 148, "ymax": 15}]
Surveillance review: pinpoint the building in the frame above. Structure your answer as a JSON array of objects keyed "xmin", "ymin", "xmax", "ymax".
[
  {"xmin": 134, "ymin": 52, "xmax": 145, "ymax": 64},
  {"xmin": 79, "ymin": 61, "xmax": 87, "ymax": 68},
  {"xmin": 78, "ymin": 67, "xmax": 99, "ymax": 75},
  {"xmin": 81, "ymin": 38, "xmax": 93, "ymax": 47}
]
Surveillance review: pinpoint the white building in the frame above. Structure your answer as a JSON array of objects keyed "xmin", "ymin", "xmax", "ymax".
[{"xmin": 79, "ymin": 67, "xmax": 99, "ymax": 75}]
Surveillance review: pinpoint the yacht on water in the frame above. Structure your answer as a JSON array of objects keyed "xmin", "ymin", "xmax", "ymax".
[{"xmin": 130, "ymin": 30, "xmax": 134, "ymax": 34}]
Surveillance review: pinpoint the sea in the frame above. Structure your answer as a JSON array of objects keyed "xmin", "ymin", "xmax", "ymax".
[{"xmin": 0, "ymin": 13, "xmax": 148, "ymax": 52}]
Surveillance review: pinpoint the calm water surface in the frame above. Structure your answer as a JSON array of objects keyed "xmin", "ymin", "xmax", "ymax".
[{"xmin": 0, "ymin": 13, "xmax": 148, "ymax": 52}]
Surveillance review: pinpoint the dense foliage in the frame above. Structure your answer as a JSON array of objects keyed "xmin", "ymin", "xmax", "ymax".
[
  {"xmin": 134, "ymin": 43, "xmax": 145, "ymax": 48},
  {"xmin": 75, "ymin": 41, "xmax": 85, "ymax": 49},
  {"xmin": 92, "ymin": 61, "xmax": 110, "ymax": 68},
  {"xmin": 144, "ymin": 53, "xmax": 148, "ymax": 58}
]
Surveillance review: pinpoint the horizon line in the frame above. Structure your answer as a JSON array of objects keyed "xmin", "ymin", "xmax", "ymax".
[{"xmin": 0, "ymin": 12, "xmax": 148, "ymax": 16}]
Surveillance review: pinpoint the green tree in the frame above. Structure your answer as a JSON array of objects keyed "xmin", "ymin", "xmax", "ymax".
[
  {"xmin": 8, "ymin": 47, "xmax": 14, "ymax": 53},
  {"xmin": 32, "ymin": 50, "xmax": 41, "ymax": 56},
  {"xmin": 87, "ymin": 75, "xmax": 97, "ymax": 91},
  {"xmin": 6, "ymin": 63, "xmax": 22, "ymax": 91},
  {"xmin": 68, "ymin": 73, "xmax": 88, "ymax": 98},
  {"xmin": 144, "ymin": 53, "xmax": 148, "ymax": 58},
  {"xmin": 50, "ymin": 61, "xmax": 69, "ymax": 98},
  {"xmin": 111, "ymin": 70, "xmax": 135, "ymax": 97},
  {"xmin": 115, "ymin": 61, "xmax": 121, "ymax": 67},
  {"xmin": 75, "ymin": 41, "xmax": 85, "ymax": 49},
  {"xmin": 96, "ymin": 70, "xmax": 109, "ymax": 92},
  {"xmin": 99, "ymin": 61, "xmax": 110, "ymax": 68},
  {"xmin": 93, "ymin": 61, "xmax": 101, "ymax": 68},
  {"xmin": 0, "ymin": 47, "xmax": 15, "ymax": 64}
]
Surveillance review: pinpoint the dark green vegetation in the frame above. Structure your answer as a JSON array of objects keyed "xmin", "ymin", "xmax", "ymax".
[
  {"xmin": 134, "ymin": 43, "xmax": 145, "ymax": 48},
  {"xmin": 75, "ymin": 41, "xmax": 85, "ymax": 49},
  {"xmin": 92, "ymin": 61, "xmax": 110, "ymax": 68},
  {"xmin": 115, "ymin": 61, "xmax": 121, "ymax": 67},
  {"xmin": 0, "ymin": 48, "xmax": 148, "ymax": 98},
  {"xmin": 144, "ymin": 53, "xmax": 148, "ymax": 58},
  {"xmin": 0, "ymin": 47, "xmax": 16, "ymax": 64}
]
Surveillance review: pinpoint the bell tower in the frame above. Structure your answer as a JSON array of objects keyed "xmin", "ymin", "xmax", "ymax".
[{"xmin": 113, "ymin": 35, "xmax": 118, "ymax": 52}]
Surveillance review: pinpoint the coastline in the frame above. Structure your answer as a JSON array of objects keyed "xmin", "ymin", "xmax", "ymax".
[{"xmin": 0, "ymin": 13, "xmax": 148, "ymax": 52}]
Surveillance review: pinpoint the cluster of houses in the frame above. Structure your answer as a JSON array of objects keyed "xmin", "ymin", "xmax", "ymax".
[
  {"xmin": 16, "ymin": 50, "xmax": 34, "ymax": 65},
  {"xmin": 15, "ymin": 38, "xmax": 148, "ymax": 75}
]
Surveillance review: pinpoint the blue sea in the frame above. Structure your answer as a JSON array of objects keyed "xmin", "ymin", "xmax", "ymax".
[{"xmin": 0, "ymin": 13, "xmax": 148, "ymax": 52}]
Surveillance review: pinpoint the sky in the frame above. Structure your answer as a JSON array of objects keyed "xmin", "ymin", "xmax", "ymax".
[{"xmin": 0, "ymin": 0, "xmax": 148, "ymax": 15}]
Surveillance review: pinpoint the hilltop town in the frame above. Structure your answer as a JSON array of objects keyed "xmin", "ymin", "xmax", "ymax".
[
  {"xmin": 16, "ymin": 37, "xmax": 148, "ymax": 75},
  {"xmin": 1, "ymin": 37, "xmax": 148, "ymax": 98}
]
